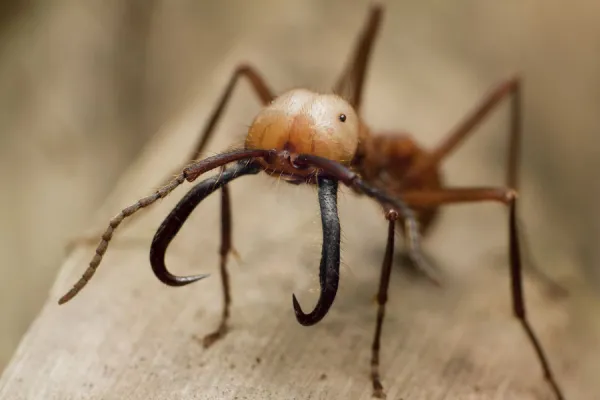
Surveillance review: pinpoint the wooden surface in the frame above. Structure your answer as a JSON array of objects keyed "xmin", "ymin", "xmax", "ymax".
[{"xmin": 2, "ymin": 48, "xmax": 600, "ymax": 400}]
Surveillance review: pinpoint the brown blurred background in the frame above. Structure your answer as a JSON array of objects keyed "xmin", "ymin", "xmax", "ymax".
[{"xmin": 0, "ymin": 0, "xmax": 598, "ymax": 374}]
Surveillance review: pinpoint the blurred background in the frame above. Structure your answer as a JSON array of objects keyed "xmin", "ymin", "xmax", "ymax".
[{"xmin": 0, "ymin": 0, "xmax": 598, "ymax": 374}]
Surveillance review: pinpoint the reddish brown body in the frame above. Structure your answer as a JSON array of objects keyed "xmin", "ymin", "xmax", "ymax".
[{"xmin": 355, "ymin": 128, "xmax": 443, "ymax": 234}]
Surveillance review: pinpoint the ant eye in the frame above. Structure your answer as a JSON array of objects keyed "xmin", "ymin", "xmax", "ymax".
[{"xmin": 339, "ymin": 114, "xmax": 347, "ymax": 122}]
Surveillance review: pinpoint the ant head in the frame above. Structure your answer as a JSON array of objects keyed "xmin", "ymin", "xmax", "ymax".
[{"xmin": 245, "ymin": 89, "xmax": 360, "ymax": 168}]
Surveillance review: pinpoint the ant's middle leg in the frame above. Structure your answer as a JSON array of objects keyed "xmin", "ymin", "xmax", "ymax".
[{"xmin": 397, "ymin": 187, "xmax": 565, "ymax": 400}]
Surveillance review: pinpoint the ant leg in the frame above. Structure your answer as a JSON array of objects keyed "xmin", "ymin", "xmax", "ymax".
[
  {"xmin": 370, "ymin": 209, "xmax": 398, "ymax": 399},
  {"xmin": 148, "ymin": 160, "xmax": 262, "ymax": 346},
  {"xmin": 293, "ymin": 153, "xmax": 427, "ymax": 278},
  {"xmin": 66, "ymin": 65, "xmax": 274, "ymax": 252},
  {"xmin": 333, "ymin": 1, "xmax": 383, "ymax": 111},
  {"xmin": 403, "ymin": 78, "xmax": 521, "ymax": 182},
  {"xmin": 178, "ymin": 64, "xmax": 274, "ymax": 169},
  {"xmin": 404, "ymin": 77, "xmax": 566, "ymax": 296},
  {"xmin": 202, "ymin": 183, "xmax": 234, "ymax": 348},
  {"xmin": 293, "ymin": 152, "xmax": 565, "ymax": 399},
  {"xmin": 399, "ymin": 187, "xmax": 565, "ymax": 400}
]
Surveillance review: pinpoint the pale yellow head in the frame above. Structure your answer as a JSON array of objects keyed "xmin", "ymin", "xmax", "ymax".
[{"xmin": 245, "ymin": 89, "xmax": 360, "ymax": 165}]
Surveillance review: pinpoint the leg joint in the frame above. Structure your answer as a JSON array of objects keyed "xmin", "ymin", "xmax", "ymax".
[
  {"xmin": 235, "ymin": 63, "xmax": 254, "ymax": 75},
  {"xmin": 385, "ymin": 209, "xmax": 399, "ymax": 221}
]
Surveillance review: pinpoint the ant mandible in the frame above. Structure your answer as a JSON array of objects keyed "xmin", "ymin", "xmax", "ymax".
[{"xmin": 58, "ymin": 2, "xmax": 565, "ymax": 399}]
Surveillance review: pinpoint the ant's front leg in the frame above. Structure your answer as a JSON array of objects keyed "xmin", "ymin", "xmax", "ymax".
[
  {"xmin": 148, "ymin": 161, "xmax": 263, "ymax": 348},
  {"xmin": 200, "ymin": 183, "xmax": 234, "ymax": 348}
]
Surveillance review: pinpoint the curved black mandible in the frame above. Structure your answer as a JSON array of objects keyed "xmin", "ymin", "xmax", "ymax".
[
  {"xmin": 292, "ymin": 178, "xmax": 341, "ymax": 326},
  {"xmin": 150, "ymin": 161, "xmax": 260, "ymax": 286}
]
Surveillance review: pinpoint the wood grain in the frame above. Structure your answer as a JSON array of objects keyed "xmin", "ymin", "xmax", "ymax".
[{"xmin": 1, "ymin": 49, "xmax": 599, "ymax": 400}]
